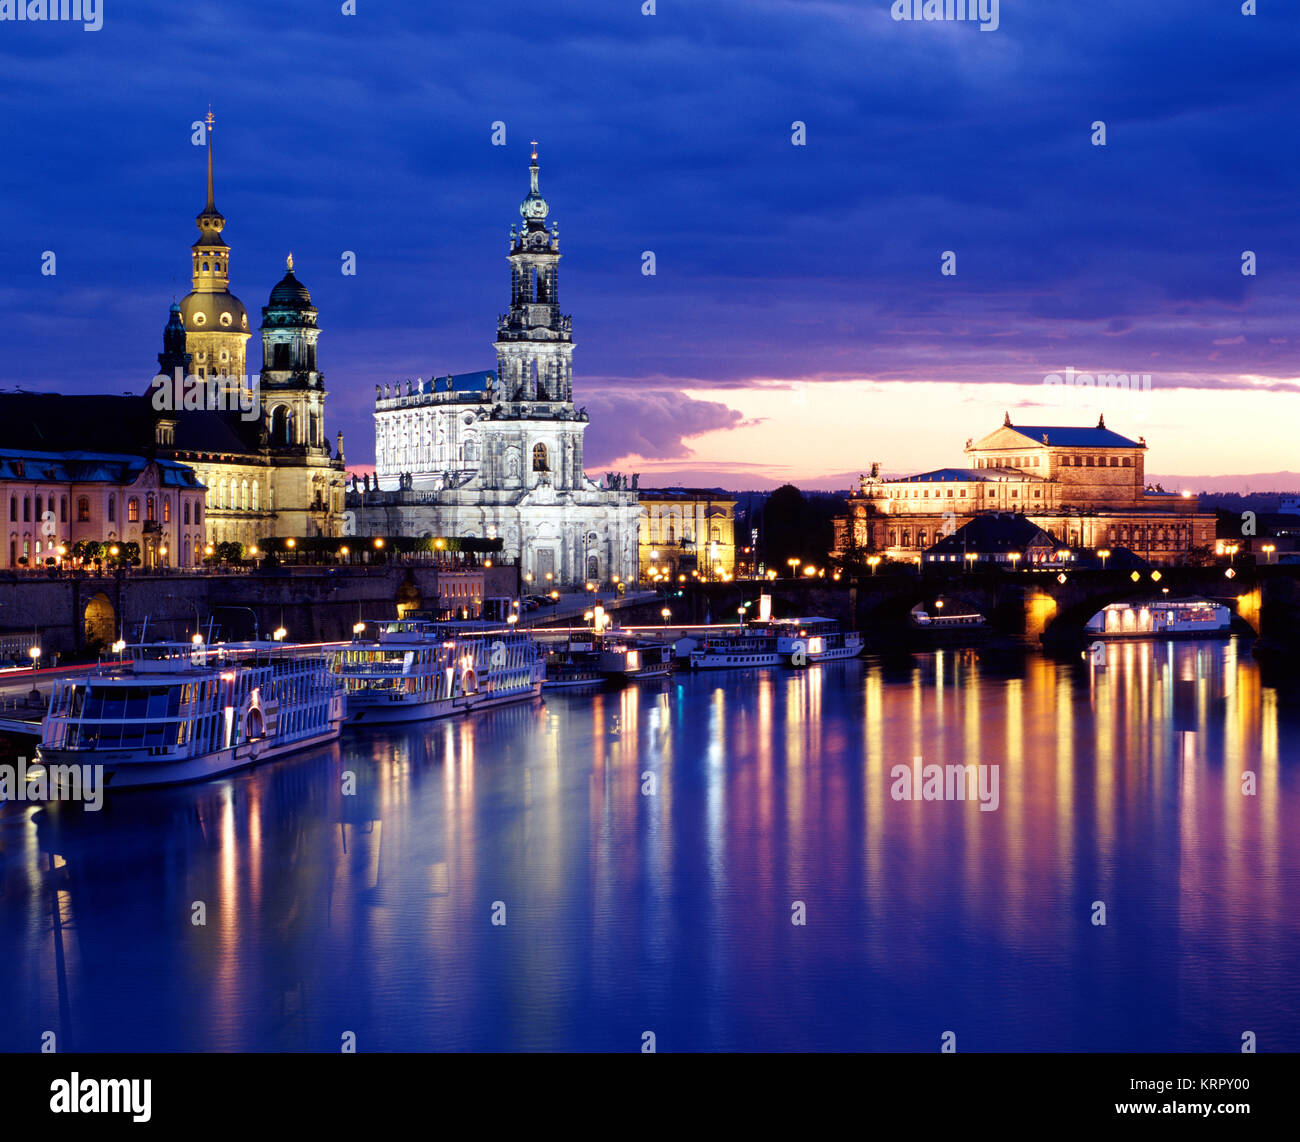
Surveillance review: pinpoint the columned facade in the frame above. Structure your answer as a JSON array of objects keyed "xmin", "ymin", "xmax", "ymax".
[{"xmin": 354, "ymin": 147, "xmax": 640, "ymax": 586}]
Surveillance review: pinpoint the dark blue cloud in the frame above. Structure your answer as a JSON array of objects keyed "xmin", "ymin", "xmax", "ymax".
[{"xmin": 0, "ymin": 0, "xmax": 1297, "ymax": 467}]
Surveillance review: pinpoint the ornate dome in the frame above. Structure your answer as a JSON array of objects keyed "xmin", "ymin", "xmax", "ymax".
[
  {"xmin": 179, "ymin": 290, "xmax": 248, "ymax": 333},
  {"xmin": 268, "ymin": 268, "xmax": 312, "ymax": 308}
]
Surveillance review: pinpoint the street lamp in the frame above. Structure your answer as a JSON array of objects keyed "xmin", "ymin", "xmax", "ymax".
[
  {"xmin": 352, "ymin": 621, "xmax": 366, "ymax": 639},
  {"xmin": 737, "ymin": 605, "xmax": 746, "ymax": 628},
  {"xmin": 1263, "ymin": 543, "xmax": 1276, "ymax": 564},
  {"xmin": 507, "ymin": 613, "xmax": 518, "ymax": 627},
  {"xmin": 272, "ymin": 627, "xmax": 288, "ymax": 642},
  {"xmin": 1097, "ymin": 548, "xmax": 1111, "ymax": 571},
  {"xmin": 867, "ymin": 555, "xmax": 881, "ymax": 575},
  {"xmin": 787, "ymin": 557, "xmax": 800, "ymax": 578},
  {"xmin": 1008, "ymin": 552, "xmax": 1021, "ymax": 571},
  {"xmin": 661, "ymin": 607, "xmax": 671, "ymax": 628}
]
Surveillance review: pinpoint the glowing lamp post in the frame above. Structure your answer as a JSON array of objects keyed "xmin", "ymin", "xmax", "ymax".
[
  {"xmin": 1097, "ymin": 548, "xmax": 1111, "ymax": 571},
  {"xmin": 273, "ymin": 627, "xmax": 288, "ymax": 642},
  {"xmin": 787, "ymin": 557, "xmax": 800, "ymax": 578},
  {"xmin": 661, "ymin": 607, "xmax": 671, "ymax": 629},
  {"xmin": 1263, "ymin": 543, "xmax": 1276, "ymax": 564},
  {"xmin": 867, "ymin": 555, "xmax": 881, "ymax": 575}
]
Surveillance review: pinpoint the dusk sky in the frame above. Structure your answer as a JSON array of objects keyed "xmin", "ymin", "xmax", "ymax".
[{"xmin": 2, "ymin": 1, "xmax": 1298, "ymax": 490}]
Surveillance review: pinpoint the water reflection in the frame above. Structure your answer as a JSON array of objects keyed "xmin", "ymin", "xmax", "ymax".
[{"xmin": 0, "ymin": 638, "xmax": 1296, "ymax": 1052}]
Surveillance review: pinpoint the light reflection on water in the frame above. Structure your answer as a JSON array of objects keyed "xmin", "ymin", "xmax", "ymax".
[{"xmin": 0, "ymin": 638, "xmax": 1296, "ymax": 1052}]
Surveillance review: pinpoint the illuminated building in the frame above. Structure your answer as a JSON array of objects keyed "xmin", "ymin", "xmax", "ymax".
[
  {"xmin": 636, "ymin": 489, "xmax": 737, "ymax": 581},
  {"xmin": 833, "ymin": 414, "xmax": 1216, "ymax": 565},
  {"xmin": 351, "ymin": 146, "xmax": 640, "ymax": 586}
]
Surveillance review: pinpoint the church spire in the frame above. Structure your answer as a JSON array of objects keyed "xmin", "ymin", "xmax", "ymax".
[
  {"xmin": 205, "ymin": 108, "xmax": 216, "ymax": 212},
  {"xmin": 520, "ymin": 141, "xmax": 549, "ymax": 231}
]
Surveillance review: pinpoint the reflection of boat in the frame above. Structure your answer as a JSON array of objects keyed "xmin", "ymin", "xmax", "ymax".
[
  {"xmin": 1085, "ymin": 598, "xmax": 1232, "ymax": 639},
  {"xmin": 37, "ymin": 641, "xmax": 344, "ymax": 789},
  {"xmin": 331, "ymin": 619, "xmax": 544, "ymax": 724}
]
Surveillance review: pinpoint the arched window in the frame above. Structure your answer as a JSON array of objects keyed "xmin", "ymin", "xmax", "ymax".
[
  {"xmin": 8, "ymin": 498, "xmax": 14, "ymax": 522},
  {"xmin": 34, "ymin": 495, "xmax": 42, "ymax": 519},
  {"xmin": 241, "ymin": 481, "xmax": 249, "ymax": 511},
  {"xmin": 271, "ymin": 406, "xmax": 292, "ymax": 446},
  {"xmin": 60, "ymin": 495, "xmax": 67, "ymax": 522},
  {"xmin": 127, "ymin": 497, "xmax": 140, "ymax": 523},
  {"xmin": 218, "ymin": 479, "xmax": 227, "ymax": 510},
  {"xmin": 184, "ymin": 501, "xmax": 191, "ymax": 525},
  {"xmin": 252, "ymin": 482, "xmax": 259, "ymax": 511},
  {"xmin": 77, "ymin": 497, "xmax": 90, "ymax": 522},
  {"xmin": 107, "ymin": 496, "xmax": 115, "ymax": 522},
  {"xmin": 667, "ymin": 524, "xmax": 675, "ymax": 545},
  {"xmin": 163, "ymin": 497, "xmax": 171, "ymax": 523},
  {"xmin": 195, "ymin": 504, "xmax": 202, "ymax": 524},
  {"xmin": 532, "ymin": 443, "xmax": 548, "ymax": 472},
  {"xmin": 146, "ymin": 494, "xmax": 155, "ymax": 522}
]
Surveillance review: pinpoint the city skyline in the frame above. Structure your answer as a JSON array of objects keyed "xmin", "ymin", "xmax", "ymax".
[{"xmin": 1, "ymin": 3, "xmax": 1297, "ymax": 492}]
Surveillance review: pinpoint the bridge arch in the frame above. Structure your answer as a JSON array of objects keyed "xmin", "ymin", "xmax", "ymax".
[{"xmin": 84, "ymin": 591, "xmax": 116, "ymax": 647}]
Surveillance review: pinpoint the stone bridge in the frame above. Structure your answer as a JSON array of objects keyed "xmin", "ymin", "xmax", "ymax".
[{"xmin": 611, "ymin": 565, "xmax": 1292, "ymax": 658}]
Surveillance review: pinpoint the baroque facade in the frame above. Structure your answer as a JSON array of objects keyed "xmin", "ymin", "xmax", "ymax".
[
  {"xmin": 0, "ymin": 448, "xmax": 205, "ymax": 570},
  {"xmin": 833, "ymin": 415, "xmax": 1216, "ymax": 566},
  {"xmin": 0, "ymin": 118, "xmax": 348, "ymax": 552},
  {"xmin": 637, "ymin": 489, "xmax": 737, "ymax": 581},
  {"xmin": 350, "ymin": 147, "xmax": 640, "ymax": 586}
]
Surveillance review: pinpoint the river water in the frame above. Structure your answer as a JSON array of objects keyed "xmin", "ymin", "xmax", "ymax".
[{"xmin": 1, "ymin": 638, "xmax": 1296, "ymax": 1052}]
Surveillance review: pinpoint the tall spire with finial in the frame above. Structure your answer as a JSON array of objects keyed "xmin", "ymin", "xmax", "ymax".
[
  {"xmin": 520, "ymin": 140, "xmax": 549, "ymax": 231},
  {"xmin": 205, "ymin": 107, "xmax": 216, "ymax": 212},
  {"xmin": 181, "ymin": 107, "xmax": 248, "ymax": 380}
]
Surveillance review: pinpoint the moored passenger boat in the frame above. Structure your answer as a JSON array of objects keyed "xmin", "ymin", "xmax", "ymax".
[
  {"xmin": 689, "ymin": 616, "xmax": 862, "ymax": 669},
  {"xmin": 37, "ymin": 640, "xmax": 344, "ymax": 790},
  {"xmin": 330, "ymin": 619, "xmax": 544, "ymax": 724},
  {"xmin": 689, "ymin": 630, "xmax": 783, "ymax": 670},
  {"xmin": 761, "ymin": 617, "xmax": 864, "ymax": 664}
]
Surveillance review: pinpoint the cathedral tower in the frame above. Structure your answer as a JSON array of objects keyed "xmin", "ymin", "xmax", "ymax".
[
  {"xmin": 179, "ymin": 112, "xmax": 250, "ymax": 381},
  {"xmin": 493, "ymin": 143, "xmax": 574, "ymax": 405},
  {"xmin": 259, "ymin": 254, "xmax": 327, "ymax": 454}
]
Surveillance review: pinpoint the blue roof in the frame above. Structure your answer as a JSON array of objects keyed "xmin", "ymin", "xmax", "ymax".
[
  {"xmin": 894, "ymin": 467, "xmax": 1043, "ymax": 484},
  {"xmin": 1004, "ymin": 425, "xmax": 1142, "ymax": 448},
  {"xmin": 434, "ymin": 371, "xmax": 494, "ymax": 393},
  {"xmin": 0, "ymin": 448, "xmax": 202, "ymax": 486}
]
